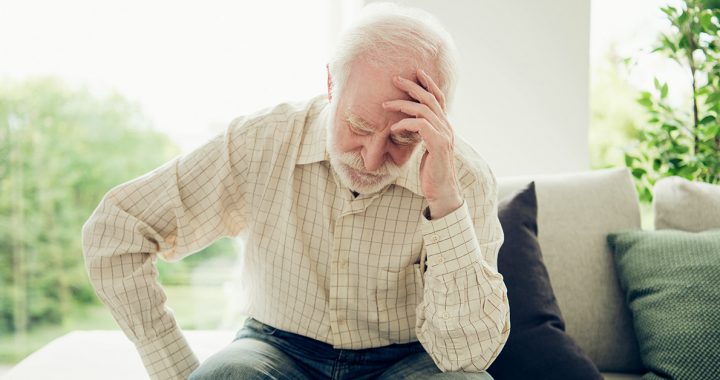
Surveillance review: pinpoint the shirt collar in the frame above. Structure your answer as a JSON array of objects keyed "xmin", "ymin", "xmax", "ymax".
[
  {"xmin": 297, "ymin": 96, "xmax": 425, "ymax": 197},
  {"xmin": 297, "ymin": 96, "xmax": 331, "ymax": 165}
]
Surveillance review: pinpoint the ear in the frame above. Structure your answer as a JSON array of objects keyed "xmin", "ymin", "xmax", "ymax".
[{"xmin": 326, "ymin": 63, "xmax": 332, "ymax": 103}]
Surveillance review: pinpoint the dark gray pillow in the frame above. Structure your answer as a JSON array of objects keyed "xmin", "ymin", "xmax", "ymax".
[{"xmin": 487, "ymin": 182, "xmax": 602, "ymax": 380}]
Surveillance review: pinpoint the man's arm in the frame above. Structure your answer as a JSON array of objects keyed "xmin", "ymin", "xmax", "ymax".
[
  {"xmin": 415, "ymin": 167, "xmax": 509, "ymax": 372},
  {"xmin": 82, "ymin": 124, "xmax": 248, "ymax": 379},
  {"xmin": 383, "ymin": 68, "xmax": 509, "ymax": 371}
]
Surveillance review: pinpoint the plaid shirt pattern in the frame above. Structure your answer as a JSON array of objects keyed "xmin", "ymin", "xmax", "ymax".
[{"xmin": 82, "ymin": 95, "xmax": 509, "ymax": 379}]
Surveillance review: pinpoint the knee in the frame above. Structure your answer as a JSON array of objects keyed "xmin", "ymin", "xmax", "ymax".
[
  {"xmin": 429, "ymin": 371, "xmax": 494, "ymax": 380},
  {"xmin": 188, "ymin": 358, "xmax": 265, "ymax": 380}
]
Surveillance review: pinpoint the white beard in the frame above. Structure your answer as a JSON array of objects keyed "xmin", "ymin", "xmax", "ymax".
[
  {"xmin": 328, "ymin": 149, "xmax": 403, "ymax": 194},
  {"xmin": 326, "ymin": 113, "xmax": 407, "ymax": 195}
]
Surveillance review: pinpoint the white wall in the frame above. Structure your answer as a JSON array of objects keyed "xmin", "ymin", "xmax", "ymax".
[{"xmin": 366, "ymin": 0, "xmax": 590, "ymax": 177}]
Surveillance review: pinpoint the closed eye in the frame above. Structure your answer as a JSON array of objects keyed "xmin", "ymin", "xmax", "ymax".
[
  {"xmin": 349, "ymin": 123, "xmax": 372, "ymax": 136},
  {"xmin": 391, "ymin": 131, "xmax": 421, "ymax": 146},
  {"xmin": 347, "ymin": 114, "xmax": 374, "ymax": 136}
]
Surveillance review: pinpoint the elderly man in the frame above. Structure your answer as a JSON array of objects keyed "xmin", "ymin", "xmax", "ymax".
[{"xmin": 82, "ymin": 3, "xmax": 509, "ymax": 379}]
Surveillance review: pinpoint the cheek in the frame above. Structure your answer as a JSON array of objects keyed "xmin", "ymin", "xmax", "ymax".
[
  {"xmin": 388, "ymin": 146, "xmax": 414, "ymax": 167},
  {"xmin": 333, "ymin": 125, "xmax": 362, "ymax": 153}
]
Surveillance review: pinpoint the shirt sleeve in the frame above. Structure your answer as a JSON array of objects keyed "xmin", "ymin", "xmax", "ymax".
[
  {"xmin": 81, "ymin": 122, "xmax": 249, "ymax": 380},
  {"xmin": 415, "ymin": 168, "xmax": 510, "ymax": 372}
]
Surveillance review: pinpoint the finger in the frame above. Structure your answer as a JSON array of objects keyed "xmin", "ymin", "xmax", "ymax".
[
  {"xmin": 382, "ymin": 99, "xmax": 445, "ymax": 134},
  {"xmin": 392, "ymin": 75, "xmax": 444, "ymax": 117},
  {"xmin": 392, "ymin": 74, "xmax": 452, "ymax": 137},
  {"xmin": 390, "ymin": 118, "xmax": 449, "ymax": 154},
  {"xmin": 417, "ymin": 69, "xmax": 447, "ymax": 112}
]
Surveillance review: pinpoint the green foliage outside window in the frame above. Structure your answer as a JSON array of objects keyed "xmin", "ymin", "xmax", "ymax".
[
  {"xmin": 589, "ymin": 57, "xmax": 644, "ymax": 170},
  {"xmin": 625, "ymin": 0, "xmax": 720, "ymax": 201},
  {"xmin": 0, "ymin": 78, "xmax": 235, "ymax": 339}
]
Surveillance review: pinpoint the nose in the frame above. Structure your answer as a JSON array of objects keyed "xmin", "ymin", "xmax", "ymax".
[{"xmin": 361, "ymin": 138, "xmax": 389, "ymax": 172}]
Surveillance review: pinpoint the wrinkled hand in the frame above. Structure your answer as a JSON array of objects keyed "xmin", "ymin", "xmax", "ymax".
[{"xmin": 383, "ymin": 69, "xmax": 462, "ymax": 219}]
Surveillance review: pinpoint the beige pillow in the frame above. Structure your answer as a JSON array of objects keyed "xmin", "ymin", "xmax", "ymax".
[{"xmin": 653, "ymin": 176, "xmax": 720, "ymax": 232}]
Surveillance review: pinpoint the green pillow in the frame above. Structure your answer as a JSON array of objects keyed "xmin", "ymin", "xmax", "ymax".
[{"xmin": 607, "ymin": 229, "xmax": 720, "ymax": 380}]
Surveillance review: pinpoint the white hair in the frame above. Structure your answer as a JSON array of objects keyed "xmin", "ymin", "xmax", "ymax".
[{"xmin": 328, "ymin": 2, "xmax": 459, "ymax": 108}]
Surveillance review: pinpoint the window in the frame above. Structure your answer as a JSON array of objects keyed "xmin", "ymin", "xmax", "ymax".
[{"xmin": 0, "ymin": 0, "xmax": 360, "ymax": 369}]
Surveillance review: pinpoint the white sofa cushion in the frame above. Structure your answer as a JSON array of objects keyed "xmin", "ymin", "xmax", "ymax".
[
  {"xmin": 498, "ymin": 168, "xmax": 644, "ymax": 373},
  {"xmin": 3, "ymin": 330, "xmax": 235, "ymax": 380},
  {"xmin": 653, "ymin": 176, "xmax": 720, "ymax": 232}
]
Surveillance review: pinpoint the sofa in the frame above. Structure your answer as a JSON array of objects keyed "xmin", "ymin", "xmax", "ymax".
[
  {"xmin": 497, "ymin": 167, "xmax": 719, "ymax": 380},
  {"xmin": 498, "ymin": 167, "xmax": 645, "ymax": 379},
  {"xmin": 6, "ymin": 167, "xmax": 713, "ymax": 379}
]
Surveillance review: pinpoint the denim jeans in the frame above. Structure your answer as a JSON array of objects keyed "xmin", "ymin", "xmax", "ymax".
[{"xmin": 189, "ymin": 318, "xmax": 493, "ymax": 379}]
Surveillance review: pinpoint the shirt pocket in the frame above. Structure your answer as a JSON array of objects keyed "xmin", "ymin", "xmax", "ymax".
[{"xmin": 375, "ymin": 263, "xmax": 424, "ymax": 343}]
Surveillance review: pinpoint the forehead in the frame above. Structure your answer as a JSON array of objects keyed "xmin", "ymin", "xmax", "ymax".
[
  {"xmin": 347, "ymin": 60, "xmax": 417, "ymax": 100},
  {"xmin": 340, "ymin": 60, "xmax": 419, "ymax": 127}
]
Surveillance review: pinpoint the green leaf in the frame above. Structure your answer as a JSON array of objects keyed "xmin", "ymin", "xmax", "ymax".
[
  {"xmin": 707, "ymin": 91, "xmax": 720, "ymax": 104},
  {"xmin": 677, "ymin": 10, "xmax": 689, "ymax": 28},
  {"xmin": 699, "ymin": 115, "xmax": 716, "ymax": 125},
  {"xmin": 661, "ymin": 6, "xmax": 677, "ymax": 18},
  {"xmin": 672, "ymin": 145, "xmax": 690, "ymax": 154},
  {"xmin": 699, "ymin": 11, "xmax": 716, "ymax": 31},
  {"xmin": 653, "ymin": 158, "xmax": 662, "ymax": 171},
  {"xmin": 704, "ymin": 123, "xmax": 720, "ymax": 138},
  {"xmin": 678, "ymin": 34, "xmax": 690, "ymax": 50},
  {"xmin": 678, "ymin": 165, "xmax": 697, "ymax": 178},
  {"xmin": 637, "ymin": 95, "xmax": 653, "ymax": 107},
  {"xmin": 625, "ymin": 154, "xmax": 636, "ymax": 167},
  {"xmin": 640, "ymin": 187, "xmax": 653, "ymax": 203},
  {"xmin": 662, "ymin": 123, "xmax": 678, "ymax": 133},
  {"xmin": 701, "ymin": 0, "xmax": 720, "ymax": 10},
  {"xmin": 660, "ymin": 34, "xmax": 677, "ymax": 53},
  {"xmin": 661, "ymin": 82, "xmax": 669, "ymax": 98},
  {"xmin": 632, "ymin": 168, "xmax": 647, "ymax": 178}
]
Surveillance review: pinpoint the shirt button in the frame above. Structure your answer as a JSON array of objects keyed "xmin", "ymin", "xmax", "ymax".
[
  {"xmin": 442, "ymin": 312, "xmax": 450, "ymax": 319},
  {"xmin": 437, "ymin": 256, "xmax": 444, "ymax": 264},
  {"xmin": 339, "ymin": 260, "xmax": 348, "ymax": 269},
  {"xmin": 431, "ymin": 235, "xmax": 439, "ymax": 243}
]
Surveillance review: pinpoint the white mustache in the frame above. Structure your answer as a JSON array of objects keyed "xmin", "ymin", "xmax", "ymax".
[{"xmin": 336, "ymin": 151, "xmax": 404, "ymax": 178}]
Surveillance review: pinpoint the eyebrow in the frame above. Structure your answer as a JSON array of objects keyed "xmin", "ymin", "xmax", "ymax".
[
  {"xmin": 392, "ymin": 130, "xmax": 422, "ymax": 146},
  {"xmin": 347, "ymin": 113, "xmax": 375, "ymax": 133},
  {"xmin": 346, "ymin": 112, "xmax": 422, "ymax": 146}
]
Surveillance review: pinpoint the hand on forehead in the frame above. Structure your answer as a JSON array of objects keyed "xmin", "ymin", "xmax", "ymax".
[{"xmin": 342, "ymin": 61, "xmax": 437, "ymax": 122}]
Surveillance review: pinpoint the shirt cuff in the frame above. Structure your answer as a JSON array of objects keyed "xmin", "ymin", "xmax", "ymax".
[
  {"xmin": 136, "ymin": 327, "xmax": 199, "ymax": 380},
  {"xmin": 421, "ymin": 201, "xmax": 477, "ymax": 272}
]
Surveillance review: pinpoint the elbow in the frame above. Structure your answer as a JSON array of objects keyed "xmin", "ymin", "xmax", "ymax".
[
  {"xmin": 81, "ymin": 197, "xmax": 114, "ymax": 292},
  {"xmin": 81, "ymin": 192, "xmax": 114, "ymax": 260},
  {"xmin": 81, "ymin": 190, "xmax": 123, "ymax": 264},
  {"xmin": 418, "ymin": 307, "xmax": 511, "ymax": 373},
  {"xmin": 81, "ymin": 209, "xmax": 105, "ymax": 275},
  {"xmin": 436, "ymin": 338, "xmax": 509, "ymax": 373},
  {"xmin": 81, "ymin": 217, "xmax": 94, "ymax": 260}
]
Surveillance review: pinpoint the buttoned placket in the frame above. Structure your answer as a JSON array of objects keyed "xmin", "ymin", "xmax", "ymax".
[{"xmin": 327, "ymin": 167, "xmax": 390, "ymax": 346}]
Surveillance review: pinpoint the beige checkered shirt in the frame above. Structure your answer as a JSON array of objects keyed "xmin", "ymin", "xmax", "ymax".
[{"xmin": 82, "ymin": 95, "xmax": 509, "ymax": 379}]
